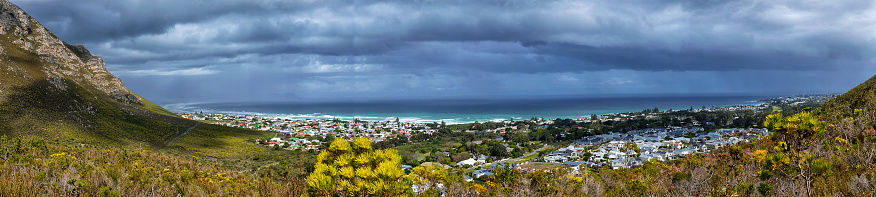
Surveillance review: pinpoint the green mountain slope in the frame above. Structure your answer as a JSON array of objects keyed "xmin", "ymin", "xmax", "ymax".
[
  {"xmin": 0, "ymin": 0, "xmax": 266, "ymax": 158},
  {"xmin": 821, "ymin": 75, "xmax": 876, "ymax": 119}
]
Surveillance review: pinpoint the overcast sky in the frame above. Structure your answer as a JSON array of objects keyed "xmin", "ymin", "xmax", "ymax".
[{"xmin": 14, "ymin": 0, "xmax": 876, "ymax": 103}]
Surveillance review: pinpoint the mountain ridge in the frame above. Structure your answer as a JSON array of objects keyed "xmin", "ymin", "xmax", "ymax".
[
  {"xmin": 0, "ymin": 0, "xmax": 141, "ymax": 105},
  {"xmin": 0, "ymin": 0, "xmax": 266, "ymax": 158}
]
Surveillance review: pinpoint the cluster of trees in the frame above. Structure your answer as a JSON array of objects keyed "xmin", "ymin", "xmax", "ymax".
[
  {"xmin": 446, "ymin": 121, "xmax": 506, "ymax": 131},
  {"xmin": 596, "ymin": 109, "xmax": 768, "ymax": 133}
]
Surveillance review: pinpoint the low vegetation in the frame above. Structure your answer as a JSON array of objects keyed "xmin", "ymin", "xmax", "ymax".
[{"xmin": 0, "ymin": 135, "xmax": 310, "ymax": 196}]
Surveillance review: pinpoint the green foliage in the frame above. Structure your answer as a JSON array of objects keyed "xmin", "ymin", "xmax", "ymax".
[
  {"xmin": 626, "ymin": 179, "xmax": 648, "ymax": 195},
  {"xmin": 0, "ymin": 136, "xmax": 306, "ymax": 196},
  {"xmin": 729, "ymin": 146, "xmax": 744, "ymax": 159},
  {"xmin": 756, "ymin": 170, "xmax": 773, "ymax": 181},
  {"xmin": 671, "ymin": 172, "xmax": 691, "ymax": 182},
  {"xmin": 410, "ymin": 164, "xmax": 448, "ymax": 194},
  {"xmin": 97, "ymin": 186, "xmax": 121, "ymax": 197},
  {"xmin": 47, "ymin": 152, "xmax": 76, "ymax": 169},
  {"xmin": 0, "ymin": 77, "xmax": 272, "ymax": 159},
  {"xmin": 810, "ymin": 158, "xmax": 833, "ymax": 177},
  {"xmin": 305, "ymin": 137, "xmax": 411, "ymax": 196},
  {"xmin": 489, "ymin": 166, "xmax": 521, "ymax": 186},
  {"xmin": 764, "ymin": 111, "xmax": 824, "ymax": 140},
  {"xmin": 626, "ymin": 143, "xmax": 641, "ymax": 155},
  {"xmin": 131, "ymin": 92, "xmax": 176, "ymax": 116},
  {"xmin": 757, "ymin": 183, "xmax": 774, "ymax": 196},
  {"xmin": 733, "ymin": 183, "xmax": 755, "ymax": 196}
]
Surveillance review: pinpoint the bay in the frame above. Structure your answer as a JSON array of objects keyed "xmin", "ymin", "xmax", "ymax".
[{"xmin": 162, "ymin": 95, "xmax": 770, "ymax": 124}]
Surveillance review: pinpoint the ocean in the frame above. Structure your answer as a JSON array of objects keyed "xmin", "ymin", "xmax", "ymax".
[{"xmin": 162, "ymin": 95, "xmax": 769, "ymax": 124}]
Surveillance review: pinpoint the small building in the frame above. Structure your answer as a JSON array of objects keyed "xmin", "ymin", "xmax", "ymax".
[{"xmin": 472, "ymin": 169, "xmax": 494, "ymax": 178}]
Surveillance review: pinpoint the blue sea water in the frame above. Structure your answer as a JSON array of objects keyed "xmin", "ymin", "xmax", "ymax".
[{"xmin": 162, "ymin": 95, "xmax": 769, "ymax": 124}]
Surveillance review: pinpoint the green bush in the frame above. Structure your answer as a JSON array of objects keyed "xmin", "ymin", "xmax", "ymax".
[
  {"xmin": 627, "ymin": 179, "xmax": 648, "ymax": 195},
  {"xmin": 757, "ymin": 183, "xmax": 774, "ymax": 196},
  {"xmin": 810, "ymin": 158, "xmax": 833, "ymax": 177},
  {"xmin": 763, "ymin": 111, "xmax": 824, "ymax": 140},
  {"xmin": 671, "ymin": 172, "xmax": 691, "ymax": 182},
  {"xmin": 98, "ymin": 186, "xmax": 120, "ymax": 197},
  {"xmin": 756, "ymin": 170, "xmax": 773, "ymax": 181}
]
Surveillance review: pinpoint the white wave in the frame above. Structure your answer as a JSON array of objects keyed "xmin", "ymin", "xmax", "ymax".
[
  {"xmin": 490, "ymin": 118, "xmax": 508, "ymax": 122},
  {"xmin": 161, "ymin": 102, "xmax": 628, "ymax": 125}
]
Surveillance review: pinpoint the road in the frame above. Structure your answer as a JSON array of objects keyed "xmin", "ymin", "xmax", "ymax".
[{"xmin": 466, "ymin": 144, "xmax": 550, "ymax": 170}]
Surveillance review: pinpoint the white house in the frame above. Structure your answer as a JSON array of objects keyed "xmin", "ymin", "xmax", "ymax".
[
  {"xmin": 544, "ymin": 155, "xmax": 568, "ymax": 163},
  {"xmin": 457, "ymin": 158, "xmax": 477, "ymax": 166},
  {"xmin": 472, "ymin": 169, "xmax": 494, "ymax": 178}
]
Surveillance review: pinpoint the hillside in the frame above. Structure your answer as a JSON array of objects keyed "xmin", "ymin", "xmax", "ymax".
[
  {"xmin": 0, "ymin": 136, "xmax": 311, "ymax": 196},
  {"xmin": 820, "ymin": 74, "xmax": 876, "ymax": 120},
  {"xmin": 0, "ymin": 0, "xmax": 267, "ymax": 158}
]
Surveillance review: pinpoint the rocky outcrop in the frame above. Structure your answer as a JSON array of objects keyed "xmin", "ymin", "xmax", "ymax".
[
  {"xmin": 0, "ymin": 0, "xmax": 140, "ymax": 104},
  {"xmin": 0, "ymin": 0, "xmax": 30, "ymax": 37}
]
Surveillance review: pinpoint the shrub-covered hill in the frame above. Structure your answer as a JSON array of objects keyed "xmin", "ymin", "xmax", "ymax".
[
  {"xmin": 0, "ymin": 0, "xmax": 270, "ymax": 158},
  {"xmin": 820, "ymin": 74, "xmax": 876, "ymax": 126},
  {"xmin": 0, "ymin": 136, "xmax": 310, "ymax": 196},
  {"xmin": 0, "ymin": 2, "xmax": 318, "ymax": 196}
]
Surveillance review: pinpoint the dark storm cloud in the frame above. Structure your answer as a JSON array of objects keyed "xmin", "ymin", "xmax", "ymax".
[
  {"xmin": 18, "ymin": 0, "xmax": 875, "ymax": 71},
  {"xmin": 11, "ymin": 0, "xmax": 876, "ymax": 102},
  {"xmin": 15, "ymin": 0, "xmax": 315, "ymax": 42},
  {"xmin": 531, "ymin": 43, "xmax": 858, "ymax": 71}
]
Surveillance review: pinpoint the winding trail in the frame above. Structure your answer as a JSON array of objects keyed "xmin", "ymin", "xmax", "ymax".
[{"xmin": 167, "ymin": 122, "xmax": 201, "ymax": 146}]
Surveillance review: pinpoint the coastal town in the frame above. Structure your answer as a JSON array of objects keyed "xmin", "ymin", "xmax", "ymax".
[
  {"xmin": 178, "ymin": 114, "xmax": 442, "ymax": 150},
  {"xmin": 547, "ymin": 127, "xmax": 768, "ymax": 169},
  {"xmin": 178, "ymin": 94, "xmax": 828, "ymax": 180}
]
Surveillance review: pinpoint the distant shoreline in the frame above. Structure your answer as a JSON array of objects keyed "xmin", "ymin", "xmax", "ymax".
[{"xmin": 164, "ymin": 95, "xmax": 785, "ymax": 124}]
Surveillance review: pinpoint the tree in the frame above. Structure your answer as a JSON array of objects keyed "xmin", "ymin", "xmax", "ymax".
[
  {"xmin": 324, "ymin": 134, "xmax": 335, "ymax": 143},
  {"xmin": 409, "ymin": 164, "xmax": 448, "ymax": 195},
  {"xmin": 451, "ymin": 152, "xmax": 471, "ymax": 163},
  {"xmin": 489, "ymin": 166, "xmax": 520, "ymax": 188},
  {"xmin": 489, "ymin": 144, "xmax": 508, "ymax": 158},
  {"xmin": 626, "ymin": 143, "xmax": 641, "ymax": 156},
  {"xmin": 761, "ymin": 111, "xmax": 828, "ymax": 196},
  {"xmin": 305, "ymin": 137, "xmax": 412, "ymax": 196},
  {"xmin": 764, "ymin": 111, "xmax": 824, "ymax": 142},
  {"xmin": 582, "ymin": 152, "xmax": 592, "ymax": 161}
]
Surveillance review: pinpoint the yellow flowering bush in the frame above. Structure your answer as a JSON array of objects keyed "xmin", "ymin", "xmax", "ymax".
[
  {"xmin": 752, "ymin": 150, "xmax": 768, "ymax": 164},
  {"xmin": 305, "ymin": 137, "xmax": 412, "ymax": 196},
  {"xmin": 47, "ymin": 152, "xmax": 76, "ymax": 169}
]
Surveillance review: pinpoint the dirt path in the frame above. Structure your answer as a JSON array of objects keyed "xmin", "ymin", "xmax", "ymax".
[{"xmin": 167, "ymin": 122, "xmax": 201, "ymax": 146}]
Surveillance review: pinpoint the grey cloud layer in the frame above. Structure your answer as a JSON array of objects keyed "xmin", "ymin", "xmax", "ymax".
[
  {"xmin": 19, "ymin": 0, "xmax": 875, "ymax": 71},
  {"xmin": 12, "ymin": 0, "xmax": 876, "ymax": 101}
]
